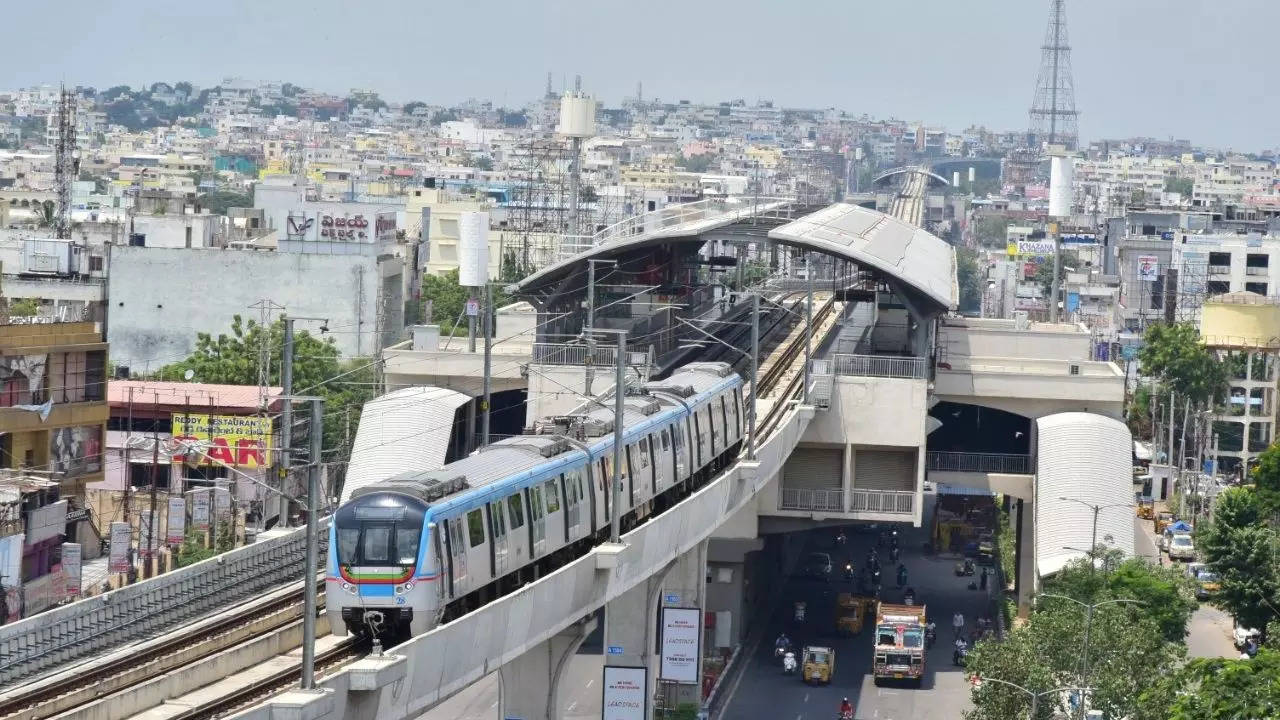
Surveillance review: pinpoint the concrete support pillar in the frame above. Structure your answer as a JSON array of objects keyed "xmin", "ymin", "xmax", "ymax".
[
  {"xmin": 1015, "ymin": 498, "xmax": 1035, "ymax": 618},
  {"xmin": 842, "ymin": 444, "xmax": 854, "ymax": 512},
  {"xmin": 499, "ymin": 618, "xmax": 596, "ymax": 720},
  {"xmin": 604, "ymin": 540, "xmax": 708, "ymax": 716}
]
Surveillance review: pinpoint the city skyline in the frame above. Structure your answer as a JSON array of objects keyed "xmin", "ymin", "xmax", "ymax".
[{"xmin": 2, "ymin": 0, "xmax": 1276, "ymax": 151}]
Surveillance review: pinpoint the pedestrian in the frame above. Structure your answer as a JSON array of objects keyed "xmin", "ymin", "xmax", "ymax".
[
  {"xmin": 952, "ymin": 611, "xmax": 965, "ymax": 639},
  {"xmin": 979, "ymin": 567, "xmax": 988, "ymax": 591}
]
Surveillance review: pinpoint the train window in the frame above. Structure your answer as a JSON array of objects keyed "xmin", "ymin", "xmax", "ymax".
[
  {"xmin": 489, "ymin": 502, "xmax": 506, "ymax": 539},
  {"xmin": 530, "ymin": 486, "xmax": 545, "ymax": 520},
  {"xmin": 466, "ymin": 509, "xmax": 485, "ymax": 547},
  {"xmin": 731, "ymin": 388, "xmax": 741, "ymax": 436},
  {"xmin": 636, "ymin": 441, "xmax": 650, "ymax": 468},
  {"xmin": 506, "ymin": 494, "xmax": 525, "ymax": 529},
  {"xmin": 565, "ymin": 472, "xmax": 578, "ymax": 506},
  {"xmin": 544, "ymin": 480, "xmax": 561, "ymax": 513},
  {"xmin": 337, "ymin": 528, "xmax": 359, "ymax": 564},
  {"xmin": 395, "ymin": 528, "xmax": 420, "ymax": 564},
  {"xmin": 719, "ymin": 396, "xmax": 729, "ymax": 440},
  {"xmin": 363, "ymin": 526, "xmax": 391, "ymax": 563},
  {"xmin": 660, "ymin": 428, "xmax": 670, "ymax": 451}
]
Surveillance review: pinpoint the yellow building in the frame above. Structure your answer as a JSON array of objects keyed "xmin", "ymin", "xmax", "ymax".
[
  {"xmin": 1199, "ymin": 292, "xmax": 1280, "ymax": 476},
  {"xmin": 0, "ymin": 321, "xmax": 109, "ymax": 500},
  {"xmin": 745, "ymin": 145, "xmax": 781, "ymax": 170}
]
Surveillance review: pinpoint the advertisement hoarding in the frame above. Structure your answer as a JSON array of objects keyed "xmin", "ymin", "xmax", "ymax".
[
  {"xmin": 108, "ymin": 522, "xmax": 131, "ymax": 573},
  {"xmin": 214, "ymin": 487, "xmax": 231, "ymax": 522},
  {"xmin": 62, "ymin": 543, "xmax": 81, "ymax": 597},
  {"xmin": 1137, "ymin": 255, "xmax": 1159, "ymax": 281},
  {"xmin": 659, "ymin": 607, "xmax": 702, "ymax": 683},
  {"xmin": 1016, "ymin": 239, "xmax": 1056, "ymax": 256},
  {"xmin": 167, "ymin": 496, "xmax": 187, "ymax": 545},
  {"xmin": 192, "ymin": 489, "xmax": 211, "ymax": 531},
  {"xmin": 171, "ymin": 414, "xmax": 273, "ymax": 468},
  {"xmin": 602, "ymin": 666, "xmax": 647, "ymax": 720}
]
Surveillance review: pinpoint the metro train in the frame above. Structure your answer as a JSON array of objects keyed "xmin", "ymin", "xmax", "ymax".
[{"xmin": 326, "ymin": 362, "xmax": 745, "ymax": 638}]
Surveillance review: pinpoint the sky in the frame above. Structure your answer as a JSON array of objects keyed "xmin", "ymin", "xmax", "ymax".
[{"xmin": 3, "ymin": 0, "xmax": 1276, "ymax": 150}]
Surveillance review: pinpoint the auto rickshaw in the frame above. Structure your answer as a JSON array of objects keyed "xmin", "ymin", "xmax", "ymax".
[
  {"xmin": 801, "ymin": 645, "xmax": 834, "ymax": 685},
  {"xmin": 835, "ymin": 593, "xmax": 872, "ymax": 635},
  {"xmin": 1155, "ymin": 511, "xmax": 1175, "ymax": 534},
  {"xmin": 1136, "ymin": 497, "xmax": 1154, "ymax": 519}
]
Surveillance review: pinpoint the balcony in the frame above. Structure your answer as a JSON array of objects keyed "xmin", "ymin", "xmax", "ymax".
[
  {"xmin": 779, "ymin": 487, "xmax": 844, "ymax": 512},
  {"xmin": 1208, "ymin": 265, "xmax": 1231, "ymax": 276},
  {"xmin": 829, "ymin": 353, "xmax": 927, "ymax": 380},
  {"xmin": 926, "ymin": 451, "xmax": 1032, "ymax": 474},
  {"xmin": 1246, "ymin": 266, "xmax": 1269, "ymax": 276},
  {"xmin": 848, "ymin": 489, "xmax": 914, "ymax": 515}
]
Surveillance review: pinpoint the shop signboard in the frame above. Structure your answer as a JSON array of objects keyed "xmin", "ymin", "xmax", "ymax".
[
  {"xmin": 171, "ymin": 414, "xmax": 273, "ymax": 468},
  {"xmin": 62, "ymin": 543, "xmax": 81, "ymax": 597},
  {"xmin": 1137, "ymin": 255, "xmax": 1159, "ymax": 281},
  {"xmin": 192, "ymin": 489, "xmax": 211, "ymax": 531},
  {"xmin": 167, "ymin": 496, "xmax": 187, "ymax": 545},
  {"xmin": 108, "ymin": 522, "xmax": 131, "ymax": 573}
]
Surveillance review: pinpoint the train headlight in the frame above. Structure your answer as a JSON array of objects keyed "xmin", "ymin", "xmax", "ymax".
[
  {"xmin": 394, "ymin": 581, "xmax": 415, "ymax": 595},
  {"xmin": 341, "ymin": 582, "xmax": 357, "ymax": 595}
]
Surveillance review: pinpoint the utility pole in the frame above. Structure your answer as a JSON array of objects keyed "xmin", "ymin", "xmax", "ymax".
[
  {"xmin": 146, "ymin": 393, "xmax": 159, "ymax": 578},
  {"xmin": 123, "ymin": 386, "xmax": 135, "ymax": 584},
  {"xmin": 803, "ymin": 254, "xmax": 813, "ymax": 404},
  {"xmin": 301, "ymin": 396, "xmax": 324, "ymax": 689},
  {"xmin": 584, "ymin": 258, "xmax": 615, "ymax": 396},
  {"xmin": 481, "ymin": 283, "xmax": 493, "ymax": 447},
  {"xmin": 280, "ymin": 315, "xmax": 294, "ymax": 527},
  {"xmin": 1049, "ymin": 230, "xmax": 1062, "ymax": 323},
  {"xmin": 610, "ymin": 330, "xmax": 626, "ymax": 544},
  {"xmin": 748, "ymin": 292, "xmax": 759, "ymax": 459}
]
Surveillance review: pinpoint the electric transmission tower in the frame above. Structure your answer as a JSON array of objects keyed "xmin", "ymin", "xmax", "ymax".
[
  {"xmin": 1028, "ymin": 0, "xmax": 1079, "ymax": 150},
  {"xmin": 54, "ymin": 85, "xmax": 78, "ymax": 240}
]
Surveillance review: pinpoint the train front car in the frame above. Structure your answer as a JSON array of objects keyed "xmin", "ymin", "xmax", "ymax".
[{"xmin": 326, "ymin": 489, "xmax": 438, "ymax": 639}]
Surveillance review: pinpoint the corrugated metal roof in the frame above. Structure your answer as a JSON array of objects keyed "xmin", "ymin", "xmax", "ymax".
[
  {"xmin": 1034, "ymin": 412, "xmax": 1135, "ymax": 577},
  {"xmin": 108, "ymin": 380, "xmax": 283, "ymax": 411},
  {"xmin": 340, "ymin": 386, "xmax": 471, "ymax": 503},
  {"xmin": 767, "ymin": 203, "xmax": 958, "ymax": 311}
]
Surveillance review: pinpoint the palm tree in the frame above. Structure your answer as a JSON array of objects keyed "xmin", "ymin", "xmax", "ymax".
[{"xmin": 33, "ymin": 200, "xmax": 55, "ymax": 229}]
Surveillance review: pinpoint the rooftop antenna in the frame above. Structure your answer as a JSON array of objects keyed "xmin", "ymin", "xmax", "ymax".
[{"xmin": 54, "ymin": 84, "xmax": 78, "ymax": 240}]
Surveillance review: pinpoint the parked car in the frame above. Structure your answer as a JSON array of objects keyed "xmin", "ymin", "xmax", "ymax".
[
  {"xmin": 805, "ymin": 552, "xmax": 833, "ymax": 581},
  {"xmin": 1185, "ymin": 563, "xmax": 1220, "ymax": 599},
  {"xmin": 1234, "ymin": 621, "xmax": 1261, "ymax": 650},
  {"xmin": 1167, "ymin": 533, "xmax": 1196, "ymax": 561}
]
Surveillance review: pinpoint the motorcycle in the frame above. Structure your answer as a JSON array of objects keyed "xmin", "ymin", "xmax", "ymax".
[
  {"xmin": 838, "ymin": 711, "xmax": 853, "ymax": 720},
  {"xmin": 953, "ymin": 640, "xmax": 969, "ymax": 666},
  {"xmin": 843, "ymin": 563, "xmax": 854, "ymax": 581},
  {"xmin": 903, "ymin": 587, "xmax": 916, "ymax": 605},
  {"xmin": 782, "ymin": 651, "xmax": 797, "ymax": 675},
  {"xmin": 794, "ymin": 602, "xmax": 807, "ymax": 623},
  {"xmin": 896, "ymin": 566, "xmax": 908, "ymax": 588},
  {"xmin": 954, "ymin": 559, "xmax": 975, "ymax": 577},
  {"xmin": 871, "ymin": 568, "xmax": 882, "ymax": 586},
  {"xmin": 890, "ymin": 546, "xmax": 900, "ymax": 564},
  {"xmin": 924, "ymin": 624, "xmax": 937, "ymax": 648},
  {"xmin": 835, "ymin": 530, "xmax": 847, "ymax": 547}
]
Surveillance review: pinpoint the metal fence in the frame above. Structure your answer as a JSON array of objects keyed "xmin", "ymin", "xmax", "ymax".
[
  {"xmin": 0, "ymin": 520, "xmax": 327, "ymax": 686},
  {"xmin": 779, "ymin": 487, "xmax": 845, "ymax": 512},
  {"xmin": 849, "ymin": 490, "xmax": 915, "ymax": 515},
  {"xmin": 925, "ymin": 452, "xmax": 1032, "ymax": 474},
  {"xmin": 530, "ymin": 343, "xmax": 648, "ymax": 367},
  {"xmin": 829, "ymin": 353, "xmax": 927, "ymax": 379}
]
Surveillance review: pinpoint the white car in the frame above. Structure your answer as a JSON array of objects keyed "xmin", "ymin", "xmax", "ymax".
[
  {"xmin": 1234, "ymin": 621, "xmax": 1261, "ymax": 650},
  {"xmin": 1167, "ymin": 533, "xmax": 1196, "ymax": 561}
]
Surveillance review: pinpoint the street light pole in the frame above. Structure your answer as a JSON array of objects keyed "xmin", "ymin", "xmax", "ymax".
[
  {"xmin": 748, "ymin": 292, "xmax": 758, "ymax": 459},
  {"xmin": 803, "ymin": 254, "xmax": 813, "ymax": 405},
  {"xmin": 1037, "ymin": 593, "xmax": 1142, "ymax": 719},
  {"xmin": 1059, "ymin": 497, "xmax": 1131, "ymax": 574},
  {"xmin": 973, "ymin": 676, "xmax": 1088, "ymax": 720},
  {"xmin": 481, "ymin": 282, "xmax": 492, "ymax": 447},
  {"xmin": 302, "ymin": 396, "xmax": 323, "ymax": 689},
  {"xmin": 611, "ymin": 330, "xmax": 626, "ymax": 544},
  {"xmin": 584, "ymin": 258, "xmax": 615, "ymax": 396}
]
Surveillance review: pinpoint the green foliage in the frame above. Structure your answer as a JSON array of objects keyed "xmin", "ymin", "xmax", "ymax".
[
  {"xmin": 198, "ymin": 190, "xmax": 253, "ymax": 215},
  {"xmin": 8, "ymin": 298, "xmax": 38, "ymax": 317},
  {"xmin": 32, "ymin": 200, "xmax": 55, "ymax": 228},
  {"xmin": 955, "ymin": 247, "xmax": 983, "ymax": 313},
  {"xmin": 972, "ymin": 215, "xmax": 1009, "ymax": 247},
  {"xmin": 402, "ymin": 101, "xmax": 428, "ymax": 116},
  {"xmin": 471, "ymin": 154, "xmax": 493, "ymax": 171},
  {"xmin": 432, "ymin": 109, "xmax": 459, "ymax": 125},
  {"xmin": 1164, "ymin": 177, "xmax": 1194, "ymax": 196},
  {"xmin": 421, "ymin": 269, "xmax": 471, "ymax": 333},
  {"xmin": 966, "ymin": 597, "xmax": 1182, "ymax": 720},
  {"xmin": 1197, "ymin": 487, "xmax": 1280, "ymax": 635},
  {"xmin": 1250, "ymin": 443, "xmax": 1280, "ymax": 518},
  {"xmin": 1153, "ymin": 649, "xmax": 1280, "ymax": 718},
  {"xmin": 1044, "ymin": 552, "xmax": 1197, "ymax": 643},
  {"xmin": 174, "ymin": 521, "xmax": 232, "ymax": 567},
  {"xmin": 1138, "ymin": 323, "xmax": 1227, "ymax": 407},
  {"xmin": 156, "ymin": 315, "xmax": 377, "ymax": 472},
  {"xmin": 676, "ymin": 152, "xmax": 714, "ymax": 173},
  {"xmin": 1033, "ymin": 249, "xmax": 1078, "ymax": 301}
]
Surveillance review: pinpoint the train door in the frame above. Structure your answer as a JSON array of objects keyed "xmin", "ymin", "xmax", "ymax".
[
  {"xmin": 670, "ymin": 423, "xmax": 687, "ymax": 481},
  {"xmin": 692, "ymin": 413, "xmax": 703, "ymax": 468},
  {"xmin": 654, "ymin": 430, "xmax": 670, "ymax": 493},
  {"xmin": 564, "ymin": 470, "xmax": 583, "ymax": 541},
  {"xmin": 528, "ymin": 485, "xmax": 547, "ymax": 557},
  {"xmin": 488, "ymin": 501, "xmax": 509, "ymax": 577},
  {"xmin": 447, "ymin": 517, "xmax": 468, "ymax": 588}
]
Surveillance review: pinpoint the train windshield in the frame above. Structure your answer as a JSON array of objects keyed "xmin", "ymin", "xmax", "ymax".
[{"xmin": 335, "ymin": 493, "xmax": 427, "ymax": 567}]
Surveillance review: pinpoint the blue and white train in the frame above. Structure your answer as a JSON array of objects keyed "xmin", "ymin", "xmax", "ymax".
[{"xmin": 326, "ymin": 362, "xmax": 745, "ymax": 638}]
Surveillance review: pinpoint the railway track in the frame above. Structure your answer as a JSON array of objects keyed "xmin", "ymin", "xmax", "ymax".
[
  {"xmin": 0, "ymin": 581, "xmax": 352, "ymax": 720},
  {"xmin": 755, "ymin": 295, "xmax": 837, "ymax": 439}
]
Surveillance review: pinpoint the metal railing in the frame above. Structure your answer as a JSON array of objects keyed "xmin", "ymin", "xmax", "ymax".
[
  {"xmin": 779, "ymin": 487, "xmax": 844, "ymax": 512},
  {"xmin": 925, "ymin": 451, "xmax": 1032, "ymax": 474},
  {"xmin": 849, "ymin": 490, "xmax": 915, "ymax": 515},
  {"xmin": 829, "ymin": 353, "xmax": 927, "ymax": 379},
  {"xmin": 530, "ymin": 343, "xmax": 648, "ymax": 367}
]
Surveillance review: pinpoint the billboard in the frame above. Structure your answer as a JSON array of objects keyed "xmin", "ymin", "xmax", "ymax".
[
  {"xmin": 1016, "ymin": 239, "xmax": 1055, "ymax": 256},
  {"xmin": 171, "ymin": 414, "xmax": 272, "ymax": 468},
  {"xmin": 375, "ymin": 211, "xmax": 398, "ymax": 242},
  {"xmin": 602, "ymin": 666, "xmax": 647, "ymax": 720},
  {"xmin": 108, "ymin": 521, "xmax": 131, "ymax": 573},
  {"xmin": 1137, "ymin": 255, "xmax": 1159, "ymax": 281},
  {"xmin": 49, "ymin": 425, "xmax": 102, "ymax": 478},
  {"xmin": 62, "ymin": 543, "xmax": 81, "ymax": 597},
  {"xmin": 167, "ymin": 497, "xmax": 187, "ymax": 545},
  {"xmin": 192, "ymin": 489, "xmax": 212, "ymax": 531},
  {"xmin": 659, "ymin": 607, "xmax": 702, "ymax": 683},
  {"xmin": 1066, "ymin": 292, "xmax": 1080, "ymax": 313}
]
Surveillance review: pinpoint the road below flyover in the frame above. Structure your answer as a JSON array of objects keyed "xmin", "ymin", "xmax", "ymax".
[{"xmin": 720, "ymin": 496, "xmax": 989, "ymax": 720}]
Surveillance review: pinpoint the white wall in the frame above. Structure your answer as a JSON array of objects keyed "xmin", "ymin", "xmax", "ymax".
[{"xmin": 106, "ymin": 246, "xmax": 397, "ymax": 371}]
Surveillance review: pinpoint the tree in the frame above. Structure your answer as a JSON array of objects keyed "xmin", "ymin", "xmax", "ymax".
[
  {"xmin": 1032, "ymin": 249, "xmax": 1078, "ymax": 301},
  {"xmin": 955, "ymin": 247, "xmax": 983, "ymax": 314},
  {"xmin": 7, "ymin": 298, "xmax": 38, "ymax": 317},
  {"xmin": 432, "ymin": 109, "xmax": 459, "ymax": 124},
  {"xmin": 32, "ymin": 200, "xmax": 55, "ymax": 228},
  {"xmin": 402, "ymin": 101, "xmax": 427, "ymax": 116},
  {"xmin": 1165, "ymin": 177, "xmax": 1194, "ymax": 196},
  {"xmin": 198, "ymin": 190, "xmax": 253, "ymax": 215},
  {"xmin": 1249, "ymin": 442, "xmax": 1280, "ymax": 519},
  {"xmin": 1044, "ymin": 553, "xmax": 1198, "ymax": 643},
  {"xmin": 471, "ymin": 154, "xmax": 493, "ymax": 171},
  {"xmin": 156, "ymin": 316, "xmax": 377, "ymax": 475},
  {"xmin": 973, "ymin": 215, "xmax": 1009, "ymax": 247},
  {"xmin": 676, "ymin": 153, "xmax": 713, "ymax": 173},
  {"xmin": 1139, "ymin": 322, "xmax": 1228, "ymax": 407},
  {"xmin": 421, "ymin": 269, "xmax": 471, "ymax": 333},
  {"xmin": 1197, "ymin": 487, "xmax": 1280, "ymax": 638},
  {"xmin": 1146, "ymin": 649, "xmax": 1280, "ymax": 718}
]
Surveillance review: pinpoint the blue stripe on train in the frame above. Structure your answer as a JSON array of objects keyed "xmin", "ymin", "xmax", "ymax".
[{"xmin": 358, "ymin": 584, "xmax": 395, "ymax": 597}]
